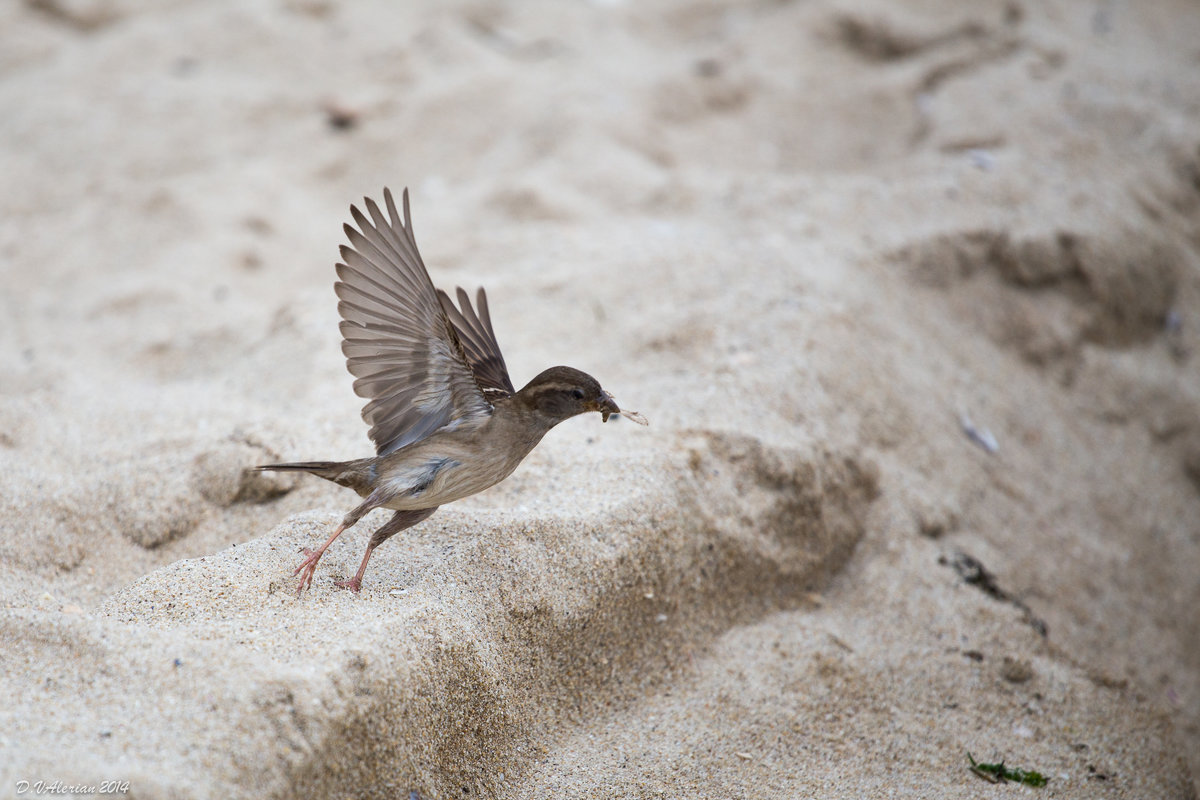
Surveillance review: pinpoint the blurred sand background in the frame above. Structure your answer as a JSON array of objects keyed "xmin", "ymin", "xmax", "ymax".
[{"xmin": 2, "ymin": 0, "xmax": 1199, "ymax": 797}]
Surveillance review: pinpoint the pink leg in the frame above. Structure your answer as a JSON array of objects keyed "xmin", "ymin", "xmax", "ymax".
[
  {"xmin": 334, "ymin": 543, "xmax": 376, "ymax": 593},
  {"xmin": 292, "ymin": 489, "xmax": 393, "ymax": 596},
  {"xmin": 292, "ymin": 522, "xmax": 347, "ymax": 597},
  {"xmin": 330, "ymin": 507, "xmax": 438, "ymax": 593}
]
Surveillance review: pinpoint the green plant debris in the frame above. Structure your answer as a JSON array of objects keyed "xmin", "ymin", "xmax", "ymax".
[{"xmin": 968, "ymin": 752, "xmax": 1049, "ymax": 787}]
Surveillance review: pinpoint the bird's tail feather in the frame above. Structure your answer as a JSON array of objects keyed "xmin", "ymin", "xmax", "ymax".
[
  {"xmin": 256, "ymin": 460, "xmax": 370, "ymax": 492},
  {"xmin": 256, "ymin": 461, "xmax": 342, "ymax": 474}
]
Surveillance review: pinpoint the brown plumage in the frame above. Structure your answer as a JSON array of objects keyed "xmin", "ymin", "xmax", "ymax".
[{"xmin": 259, "ymin": 188, "xmax": 645, "ymax": 595}]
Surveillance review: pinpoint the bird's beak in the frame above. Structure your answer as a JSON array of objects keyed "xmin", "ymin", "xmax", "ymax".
[{"xmin": 596, "ymin": 391, "xmax": 620, "ymax": 422}]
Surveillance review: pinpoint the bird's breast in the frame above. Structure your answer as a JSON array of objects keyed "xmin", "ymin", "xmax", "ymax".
[
  {"xmin": 380, "ymin": 447, "xmax": 529, "ymax": 510},
  {"xmin": 378, "ymin": 407, "xmax": 549, "ymax": 510}
]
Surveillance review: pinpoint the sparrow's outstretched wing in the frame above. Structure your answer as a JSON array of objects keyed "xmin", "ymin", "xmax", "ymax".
[
  {"xmin": 336, "ymin": 188, "xmax": 492, "ymax": 456},
  {"xmin": 438, "ymin": 286, "xmax": 516, "ymax": 400}
]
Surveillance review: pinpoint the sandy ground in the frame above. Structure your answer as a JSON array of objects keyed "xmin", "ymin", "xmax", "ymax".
[{"xmin": 2, "ymin": 0, "xmax": 1199, "ymax": 797}]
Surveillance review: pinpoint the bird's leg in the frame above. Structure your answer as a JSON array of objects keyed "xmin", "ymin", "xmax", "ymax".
[
  {"xmin": 293, "ymin": 490, "xmax": 388, "ymax": 596},
  {"xmin": 334, "ymin": 507, "xmax": 438, "ymax": 593},
  {"xmin": 292, "ymin": 524, "xmax": 346, "ymax": 596}
]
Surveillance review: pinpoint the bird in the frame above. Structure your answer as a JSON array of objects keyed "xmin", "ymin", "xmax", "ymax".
[{"xmin": 258, "ymin": 187, "xmax": 646, "ymax": 596}]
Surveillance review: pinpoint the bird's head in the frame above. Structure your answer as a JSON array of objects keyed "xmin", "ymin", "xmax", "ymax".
[{"xmin": 516, "ymin": 366, "xmax": 624, "ymax": 426}]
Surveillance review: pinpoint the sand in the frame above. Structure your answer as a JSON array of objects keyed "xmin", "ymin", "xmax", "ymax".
[{"xmin": 1, "ymin": 0, "xmax": 1198, "ymax": 797}]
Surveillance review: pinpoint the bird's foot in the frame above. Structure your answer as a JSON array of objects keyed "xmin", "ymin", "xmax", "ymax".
[
  {"xmin": 333, "ymin": 576, "xmax": 363, "ymax": 593},
  {"xmin": 292, "ymin": 547, "xmax": 324, "ymax": 597}
]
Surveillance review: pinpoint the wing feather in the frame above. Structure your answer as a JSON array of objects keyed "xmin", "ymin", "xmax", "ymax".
[
  {"xmin": 437, "ymin": 286, "xmax": 516, "ymax": 395},
  {"xmin": 335, "ymin": 188, "xmax": 493, "ymax": 455}
]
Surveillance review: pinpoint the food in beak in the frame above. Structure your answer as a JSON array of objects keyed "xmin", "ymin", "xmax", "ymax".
[{"xmin": 599, "ymin": 395, "xmax": 647, "ymax": 425}]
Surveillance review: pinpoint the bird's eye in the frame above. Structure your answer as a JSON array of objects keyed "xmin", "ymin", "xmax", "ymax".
[{"xmin": 571, "ymin": 388, "xmax": 585, "ymax": 400}]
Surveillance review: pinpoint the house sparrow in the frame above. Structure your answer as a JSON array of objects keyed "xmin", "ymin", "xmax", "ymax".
[{"xmin": 258, "ymin": 188, "xmax": 646, "ymax": 596}]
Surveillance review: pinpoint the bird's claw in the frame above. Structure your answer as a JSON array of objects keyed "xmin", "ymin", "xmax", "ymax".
[
  {"xmin": 334, "ymin": 576, "xmax": 363, "ymax": 593},
  {"xmin": 292, "ymin": 548, "xmax": 324, "ymax": 596}
]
